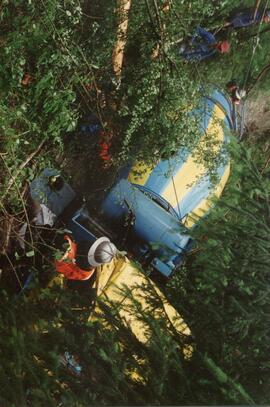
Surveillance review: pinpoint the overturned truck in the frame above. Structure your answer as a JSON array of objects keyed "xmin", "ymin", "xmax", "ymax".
[
  {"xmin": 31, "ymin": 90, "xmax": 235, "ymax": 277},
  {"xmin": 30, "ymin": 89, "xmax": 236, "ymax": 345}
]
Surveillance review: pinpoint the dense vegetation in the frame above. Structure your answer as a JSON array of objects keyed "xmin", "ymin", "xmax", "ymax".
[
  {"xmin": 167, "ymin": 140, "xmax": 270, "ymax": 404},
  {"xmin": 0, "ymin": 0, "xmax": 270, "ymax": 405}
]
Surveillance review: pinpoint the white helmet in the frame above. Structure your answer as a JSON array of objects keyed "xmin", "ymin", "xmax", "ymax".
[
  {"xmin": 235, "ymin": 89, "xmax": 246, "ymax": 100},
  {"xmin": 87, "ymin": 237, "xmax": 117, "ymax": 267}
]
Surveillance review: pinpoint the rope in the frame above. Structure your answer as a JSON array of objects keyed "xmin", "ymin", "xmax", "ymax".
[
  {"xmin": 168, "ymin": 158, "xmax": 182, "ymax": 220},
  {"xmin": 247, "ymin": 60, "xmax": 270, "ymax": 94},
  {"xmin": 238, "ymin": 0, "xmax": 269, "ymax": 139},
  {"xmin": 242, "ymin": 0, "xmax": 269, "ymax": 90},
  {"xmin": 239, "ymin": 99, "xmax": 247, "ymax": 140},
  {"xmin": 171, "ymin": 175, "xmax": 182, "ymax": 220}
]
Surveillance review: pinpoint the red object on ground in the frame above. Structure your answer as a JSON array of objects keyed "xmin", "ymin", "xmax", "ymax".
[
  {"xmin": 85, "ymin": 83, "xmax": 94, "ymax": 91},
  {"xmin": 217, "ymin": 40, "xmax": 230, "ymax": 53},
  {"xmin": 99, "ymin": 131, "xmax": 113, "ymax": 166},
  {"xmin": 21, "ymin": 73, "xmax": 32, "ymax": 86},
  {"xmin": 54, "ymin": 235, "xmax": 94, "ymax": 280}
]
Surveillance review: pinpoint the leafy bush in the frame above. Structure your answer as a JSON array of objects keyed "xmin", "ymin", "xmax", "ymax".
[
  {"xmin": 168, "ymin": 140, "xmax": 270, "ymax": 404},
  {"xmin": 1, "ymin": 1, "xmax": 270, "ymax": 405}
]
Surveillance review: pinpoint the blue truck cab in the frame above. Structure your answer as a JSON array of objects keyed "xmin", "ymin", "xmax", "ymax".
[
  {"xmin": 31, "ymin": 90, "xmax": 236, "ymax": 278},
  {"xmin": 98, "ymin": 90, "xmax": 235, "ymax": 276}
]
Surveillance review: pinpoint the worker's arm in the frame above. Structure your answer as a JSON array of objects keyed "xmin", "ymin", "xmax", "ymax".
[
  {"xmin": 180, "ymin": 46, "xmax": 215, "ymax": 61},
  {"xmin": 195, "ymin": 27, "xmax": 216, "ymax": 44}
]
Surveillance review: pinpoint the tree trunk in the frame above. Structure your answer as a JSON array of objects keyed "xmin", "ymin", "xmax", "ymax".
[{"xmin": 112, "ymin": 0, "xmax": 132, "ymax": 80}]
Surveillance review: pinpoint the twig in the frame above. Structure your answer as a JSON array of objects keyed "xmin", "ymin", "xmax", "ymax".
[
  {"xmin": 152, "ymin": 0, "xmax": 166, "ymax": 49},
  {"xmin": 4, "ymin": 252, "xmax": 24, "ymax": 291},
  {"xmin": 0, "ymin": 155, "xmax": 35, "ymax": 262},
  {"xmin": 145, "ymin": 0, "xmax": 157, "ymax": 32},
  {"xmin": 260, "ymin": 152, "xmax": 270, "ymax": 175},
  {"xmin": 246, "ymin": 25, "xmax": 270, "ymax": 39},
  {"xmin": 0, "ymin": 215, "xmax": 14, "ymax": 254},
  {"xmin": 247, "ymin": 60, "xmax": 270, "ymax": 94},
  {"xmin": 3, "ymin": 139, "xmax": 46, "ymax": 199}
]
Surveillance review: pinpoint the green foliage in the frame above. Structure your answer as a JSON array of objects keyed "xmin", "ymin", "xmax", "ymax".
[
  {"xmin": 0, "ymin": 252, "xmax": 258, "ymax": 405},
  {"xmin": 1, "ymin": 0, "xmax": 269, "ymax": 199},
  {"xmin": 0, "ymin": 278, "xmax": 192, "ymax": 406},
  {"xmin": 168, "ymin": 140, "xmax": 270, "ymax": 404},
  {"xmin": 1, "ymin": 1, "xmax": 270, "ymax": 405},
  {"xmin": 0, "ymin": 0, "xmax": 93, "ymax": 208},
  {"xmin": 109, "ymin": 0, "xmax": 270, "ymax": 164}
]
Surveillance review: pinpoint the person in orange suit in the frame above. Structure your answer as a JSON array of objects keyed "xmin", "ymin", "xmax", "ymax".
[
  {"xmin": 99, "ymin": 131, "xmax": 113, "ymax": 168},
  {"xmin": 55, "ymin": 236, "xmax": 117, "ymax": 281}
]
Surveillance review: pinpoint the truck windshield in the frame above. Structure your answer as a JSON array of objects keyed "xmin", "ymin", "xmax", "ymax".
[{"xmin": 132, "ymin": 184, "xmax": 181, "ymax": 220}]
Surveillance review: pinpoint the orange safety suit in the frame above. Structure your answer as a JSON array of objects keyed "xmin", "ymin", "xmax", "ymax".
[
  {"xmin": 55, "ymin": 236, "xmax": 95, "ymax": 280},
  {"xmin": 99, "ymin": 131, "xmax": 112, "ymax": 164}
]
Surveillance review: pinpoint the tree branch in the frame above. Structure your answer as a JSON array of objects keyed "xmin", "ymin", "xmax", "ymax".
[{"xmin": 3, "ymin": 139, "xmax": 46, "ymax": 199}]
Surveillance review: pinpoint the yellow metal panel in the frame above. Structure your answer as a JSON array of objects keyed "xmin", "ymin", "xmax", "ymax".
[
  {"xmin": 184, "ymin": 162, "xmax": 230, "ymax": 228},
  {"xmin": 162, "ymin": 105, "xmax": 226, "ymax": 209},
  {"xmin": 128, "ymin": 161, "xmax": 153, "ymax": 185},
  {"xmin": 92, "ymin": 257, "xmax": 192, "ymax": 357}
]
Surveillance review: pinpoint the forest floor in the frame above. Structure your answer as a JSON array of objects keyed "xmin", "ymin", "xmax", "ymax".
[{"xmin": 245, "ymin": 91, "xmax": 270, "ymax": 144}]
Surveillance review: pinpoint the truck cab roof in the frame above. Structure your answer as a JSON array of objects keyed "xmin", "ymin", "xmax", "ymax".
[{"xmin": 126, "ymin": 91, "xmax": 233, "ymax": 227}]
